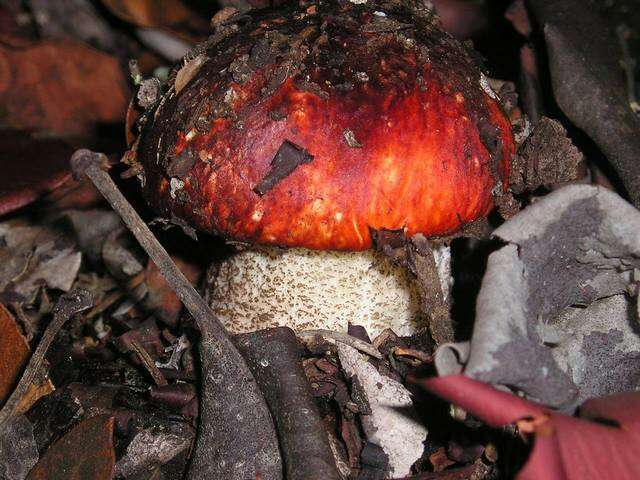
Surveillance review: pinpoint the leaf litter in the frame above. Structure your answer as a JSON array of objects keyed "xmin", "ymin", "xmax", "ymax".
[{"xmin": 0, "ymin": 1, "xmax": 639, "ymax": 479}]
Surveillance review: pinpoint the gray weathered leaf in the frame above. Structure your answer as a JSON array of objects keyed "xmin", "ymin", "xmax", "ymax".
[
  {"xmin": 436, "ymin": 185, "xmax": 640, "ymax": 409},
  {"xmin": 0, "ymin": 415, "xmax": 38, "ymax": 480}
]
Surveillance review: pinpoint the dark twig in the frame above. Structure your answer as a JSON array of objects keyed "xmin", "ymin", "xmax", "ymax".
[
  {"xmin": 0, "ymin": 290, "xmax": 94, "ymax": 429},
  {"xmin": 298, "ymin": 329, "xmax": 383, "ymax": 359},
  {"xmin": 617, "ymin": 24, "xmax": 640, "ymax": 114},
  {"xmin": 130, "ymin": 338, "xmax": 168, "ymax": 386},
  {"xmin": 69, "ymin": 150, "xmax": 223, "ymax": 358},
  {"xmin": 70, "ymin": 149, "xmax": 282, "ymax": 480}
]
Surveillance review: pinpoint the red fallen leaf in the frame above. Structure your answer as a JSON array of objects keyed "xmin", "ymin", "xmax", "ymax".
[
  {"xmin": 412, "ymin": 374, "xmax": 640, "ymax": 480},
  {"xmin": 0, "ymin": 130, "xmax": 73, "ymax": 217},
  {"xmin": 26, "ymin": 415, "xmax": 115, "ymax": 480},
  {"xmin": 0, "ymin": 39, "xmax": 128, "ymax": 136},
  {"xmin": 0, "ymin": 303, "xmax": 30, "ymax": 404}
]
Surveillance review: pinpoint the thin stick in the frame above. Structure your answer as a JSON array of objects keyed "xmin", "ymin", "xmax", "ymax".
[
  {"xmin": 130, "ymin": 339, "xmax": 168, "ymax": 386},
  {"xmin": 71, "ymin": 150, "xmax": 225, "ymax": 339},
  {"xmin": 298, "ymin": 329, "xmax": 383, "ymax": 359},
  {"xmin": 70, "ymin": 149, "xmax": 281, "ymax": 480}
]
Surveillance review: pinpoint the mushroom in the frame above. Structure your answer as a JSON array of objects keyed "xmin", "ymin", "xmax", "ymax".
[{"xmin": 130, "ymin": 0, "xmax": 515, "ymax": 338}]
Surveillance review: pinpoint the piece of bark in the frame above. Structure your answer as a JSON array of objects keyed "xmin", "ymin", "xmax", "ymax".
[
  {"xmin": 371, "ymin": 229, "xmax": 453, "ymax": 344},
  {"xmin": 407, "ymin": 236, "xmax": 453, "ymax": 345},
  {"xmin": 235, "ymin": 327, "xmax": 341, "ymax": 480},
  {"xmin": 510, "ymin": 116, "xmax": 584, "ymax": 194}
]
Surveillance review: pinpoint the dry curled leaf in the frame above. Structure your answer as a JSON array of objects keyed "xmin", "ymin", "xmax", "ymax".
[
  {"xmin": 0, "ymin": 415, "xmax": 39, "ymax": 479},
  {"xmin": 435, "ymin": 185, "xmax": 640, "ymax": 409},
  {"xmin": 27, "ymin": 0, "xmax": 117, "ymax": 52},
  {"xmin": 114, "ymin": 422, "xmax": 194, "ymax": 478},
  {"xmin": 0, "ymin": 221, "xmax": 82, "ymax": 301},
  {"xmin": 338, "ymin": 343, "xmax": 426, "ymax": 478},
  {"xmin": 528, "ymin": 0, "xmax": 640, "ymax": 206}
]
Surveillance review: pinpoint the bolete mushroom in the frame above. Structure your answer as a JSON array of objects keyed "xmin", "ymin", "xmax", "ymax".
[{"xmin": 130, "ymin": 0, "xmax": 514, "ymax": 337}]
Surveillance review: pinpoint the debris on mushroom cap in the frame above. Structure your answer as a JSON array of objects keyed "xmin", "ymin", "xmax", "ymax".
[{"xmin": 133, "ymin": 0, "xmax": 515, "ymax": 250}]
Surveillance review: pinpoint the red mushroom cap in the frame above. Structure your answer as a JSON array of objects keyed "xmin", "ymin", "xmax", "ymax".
[{"xmin": 134, "ymin": 0, "xmax": 515, "ymax": 251}]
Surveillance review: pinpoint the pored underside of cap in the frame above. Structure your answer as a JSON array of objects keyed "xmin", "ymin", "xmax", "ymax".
[{"xmin": 134, "ymin": 0, "xmax": 515, "ymax": 251}]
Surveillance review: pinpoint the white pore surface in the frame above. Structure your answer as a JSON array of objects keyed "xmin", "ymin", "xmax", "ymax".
[{"xmin": 209, "ymin": 247, "xmax": 424, "ymax": 336}]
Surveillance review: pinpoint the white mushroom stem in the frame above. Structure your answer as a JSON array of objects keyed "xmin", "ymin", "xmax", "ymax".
[{"xmin": 209, "ymin": 245, "xmax": 452, "ymax": 337}]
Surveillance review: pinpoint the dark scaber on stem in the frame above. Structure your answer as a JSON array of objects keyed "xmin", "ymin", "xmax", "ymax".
[{"xmin": 70, "ymin": 149, "xmax": 282, "ymax": 480}]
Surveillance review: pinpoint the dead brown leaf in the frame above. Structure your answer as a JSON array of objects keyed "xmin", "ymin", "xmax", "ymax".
[
  {"xmin": 0, "ymin": 39, "xmax": 128, "ymax": 136},
  {"xmin": 101, "ymin": 0, "xmax": 197, "ymax": 29},
  {"xmin": 26, "ymin": 415, "xmax": 115, "ymax": 480},
  {"xmin": 0, "ymin": 130, "xmax": 73, "ymax": 217},
  {"xmin": 144, "ymin": 256, "xmax": 202, "ymax": 327},
  {"xmin": 0, "ymin": 303, "xmax": 30, "ymax": 405}
]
